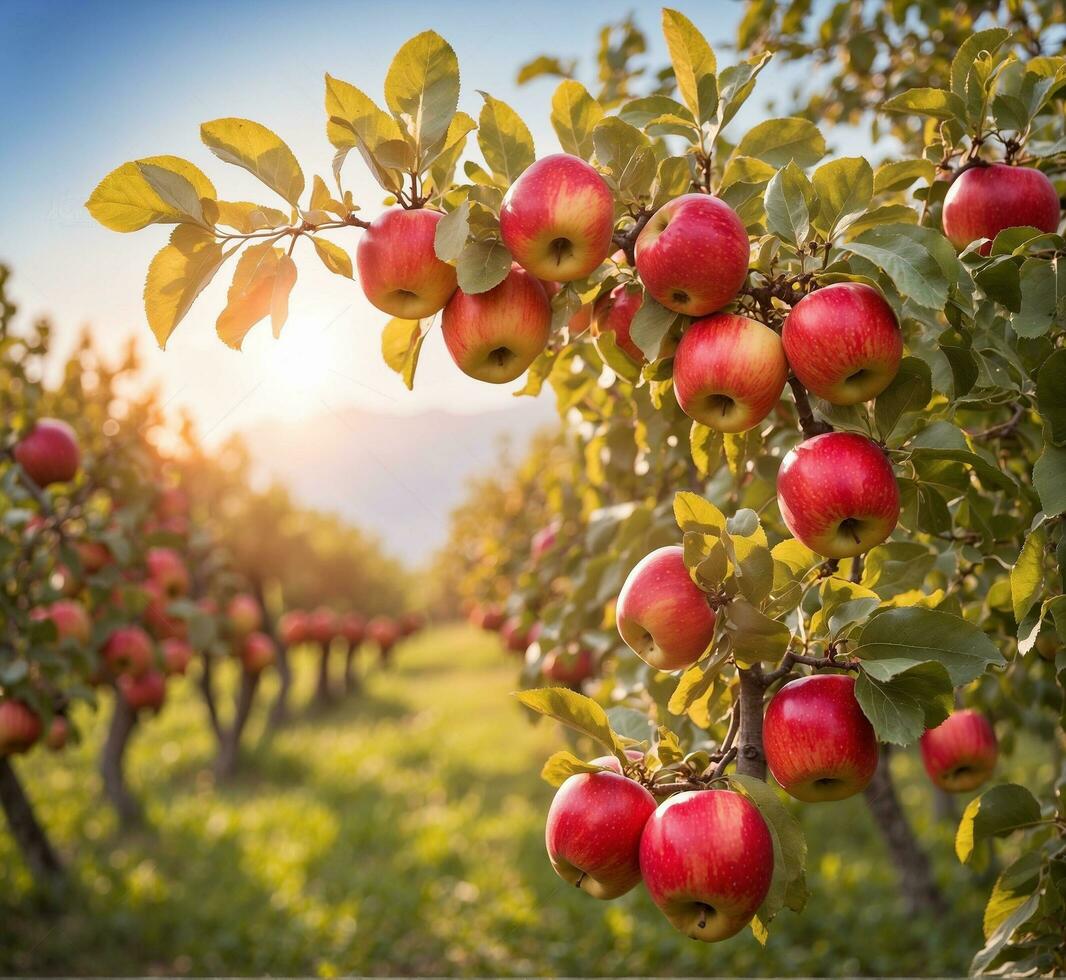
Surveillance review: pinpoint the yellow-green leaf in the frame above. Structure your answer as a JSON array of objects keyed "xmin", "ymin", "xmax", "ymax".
[
  {"xmin": 550, "ymin": 80, "xmax": 603, "ymax": 160},
  {"xmin": 216, "ymin": 242, "xmax": 285, "ymax": 349},
  {"xmin": 270, "ymin": 254, "xmax": 297, "ymax": 338},
  {"xmin": 380, "ymin": 317, "xmax": 426, "ymax": 390},
  {"xmin": 143, "ymin": 225, "xmax": 226, "ymax": 349},
  {"xmin": 311, "ymin": 236, "xmax": 354, "ymax": 278},
  {"xmin": 540, "ymin": 750, "xmax": 608, "ymax": 787},
  {"xmin": 201, "ymin": 118, "xmax": 305, "ymax": 207},
  {"xmin": 661, "ymin": 8, "xmax": 718, "ymax": 124},
  {"xmin": 477, "ymin": 92, "xmax": 535, "ymax": 185},
  {"xmin": 383, "ymin": 30, "xmax": 460, "ymax": 165},
  {"xmin": 87, "ymin": 155, "xmax": 216, "ymax": 232}
]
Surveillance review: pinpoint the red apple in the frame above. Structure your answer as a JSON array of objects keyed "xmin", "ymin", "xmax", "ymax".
[
  {"xmin": 76, "ymin": 539, "xmax": 113, "ymax": 574},
  {"xmin": 0, "ymin": 700, "xmax": 43, "ymax": 755},
  {"xmin": 473, "ymin": 603, "xmax": 505, "ymax": 632},
  {"xmin": 13, "ymin": 418, "xmax": 80, "ymax": 487},
  {"xmin": 500, "ymin": 154, "xmax": 615, "ymax": 282},
  {"xmin": 278, "ymin": 610, "xmax": 309, "ymax": 647},
  {"xmin": 441, "ymin": 265, "xmax": 551, "ymax": 383},
  {"xmin": 616, "ymin": 546, "xmax": 717, "ymax": 671},
  {"xmin": 640, "ymin": 789, "xmax": 774, "ymax": 942},
  {"xmin": 340, "ymin": 612, "xmax": 366, "ymax": 646},
  {"xmin": 942, "ymin": 163, "xmax": 1060, "ymax": 254},
  {"xmin": 764, "ymin": 674, "xmax": 879, "ymax": 802},
  {"xmin": 591, "ymin": 284, "xmax": 645, "ymax": 364},
  {"xmin": 542, "ymin": 645, "xmax": 594, "ymax": 685},
  {"xmin": 356, "ymin": 207, "xmax": 458, "ymax": 318},
  {"xmin": 782, "ymin": 283, "xmax": 902, "ymax": 405},
  {"xmin": 44, "ymin": 716, "xmax": 70, "ymax": 752},
  {"xmin": 117, "ymin": 670, "xmax": 166, "ymax": 712},
  {"xmin": 920, "ymin": 709, "xmax": 998, "ymax": 793},
  {"xmin": 531, "ymin": 521, "xmax": 559, "ymax": 563},
  {"xmin": 227, "ymin": 593, "xmax": 262, "ymax": 637},
  {"xmin": 146, "ymin": 547, "xmax": 190, "ymax": 597},
  {"xmin": 673, "ymin": 313, "xmax": 788, "ymax": 432},
  {"xmin": 143, "ymin": 580, "xmax": 188, "ymax": 641},
  {"xmin": 500, "ymin": 617, "xmax": 530, "ymax": 654},
  {"xmin": 161, "ymin": 637, "xmax": 194, "ymax": 676},
  {"xmin": 589, "ymin": 749, "xmax": 645, "ymax": 773},
  {"xmin": 307, "ymin": 606, "xmax": 338, "ymax": 645},
  {"xmin": 367, "ymin": 616, "xmax": 400, "ymax": 649},
  {"xmin": 635, "ymin": 194, "xmax": 749, "ymax": 316},
  {"xmin": 240, "ymin": 631, "xmax": 276, "ymax": 675},
  {"xmin": 525, "ymin": 621, "xmax": 543, "ymax": 654},
  {"xmin": 103, "ymin": 625, "xmax": 154, "ymax": 677},
  {"xmin": 545, "ymin": 770, "xmax": 657, "ymax": 898},
  {"xmin": 32, "ymin": 599, "xmax": 91, "ymax": 646},
  {"xmin": 157, "ymin": 487, "xmax": 189, "ymax": 521},
  {"xmin": 399, "ymin": 612, "xmax": 424, "ymax": 636},
  {"xmin": 776, "ymin": 432, "xmax": 900, "ymax": 559}
]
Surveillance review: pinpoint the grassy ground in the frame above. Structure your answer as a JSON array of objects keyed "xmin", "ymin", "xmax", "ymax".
[{"xmin": 0, "ymin": 624, "xmax": 1049, "ymax": 976}]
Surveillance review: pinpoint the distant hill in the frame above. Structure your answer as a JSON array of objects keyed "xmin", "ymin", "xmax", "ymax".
[{"xmin": 239, "ymin": 399, "xmax": 557, "ymax": 566}]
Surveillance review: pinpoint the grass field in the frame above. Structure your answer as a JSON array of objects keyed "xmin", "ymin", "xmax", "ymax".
[{"xmin": 0, "ymin": 624, "xmax": 1044, "ymax": 976}]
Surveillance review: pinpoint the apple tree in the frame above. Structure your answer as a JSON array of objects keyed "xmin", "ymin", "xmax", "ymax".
[{"xmin": 85, "ymin": 6, "xmax": 1065, "ymax": 972}]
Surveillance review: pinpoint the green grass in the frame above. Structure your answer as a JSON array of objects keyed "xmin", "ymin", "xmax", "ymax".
[{"xmin": 0, "ymin": 624, "xmax": 1052, "ymax": 976}]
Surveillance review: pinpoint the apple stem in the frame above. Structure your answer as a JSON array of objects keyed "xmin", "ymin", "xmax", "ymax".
[
  {"xmin": 697, "ymin": 904, "xmax": 709, "ymax": 930},
  {"xmin": 575, "ymin": 872, "xmax": 586, "ymax": 889}
]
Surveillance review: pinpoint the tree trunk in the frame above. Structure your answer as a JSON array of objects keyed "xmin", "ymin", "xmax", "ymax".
[
  {"xmin": 735, "ymin": 668, "xmax": 767, "ymax": 779},
  {"xmin": 100, "ymin": 695, "xmax": 143, "ymax": 829},
  {"xmin": 313, "ymin": 644, "xmax": 333, "ymax": 707},
  {"xmin": 343, "ymin": 643, "xmax": 360, "ymax": 694},
  {"xmin": 265, "ymin": 643, "xmax": 293, "ymax": 733},
  {"xmin": 215, "ymin": 669, "xmax": 260, "ymax": 780},
  {"xmin": 933, "ymin": 787, "xmax": 958, "ymax": 822},
  {"xmin": 863, "ymin": 746, "xmax": 946, "ymax": 915},
  {"xmin": 0, "ymin": 757, "xmax": 64, "ymax": 888}
]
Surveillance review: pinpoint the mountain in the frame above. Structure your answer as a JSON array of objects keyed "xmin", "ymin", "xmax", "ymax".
[{"xmin": 239, "ymin": 399, "xmax": 557, "ymax": 566}]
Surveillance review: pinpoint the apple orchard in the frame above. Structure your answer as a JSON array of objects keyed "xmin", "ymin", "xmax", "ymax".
[{"xmin": 3, "ymin": 2, "xmax": 1065, "ymax": 974}]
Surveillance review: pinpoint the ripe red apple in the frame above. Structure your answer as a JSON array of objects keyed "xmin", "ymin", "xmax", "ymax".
[
  {"xmin": 542, "ymin": 645, "xmax": 594, "ymax": 685},
  {"xmin": 525, "ymin": 621, "xmax": 543, "ymax": 655},
  {"xmin": 472, "ymin": 603, "xmax": 505, "ymax": 632},
  {"xmin": 782, "ymin": 283, "xmax": 902, "ymax": 406},
  {"xmin": 0, "ymin": 700, "xmax": 43, "ymax": 755},
  {"xmin": 32, "ymin": 599, "xmax": 91, "ymax": 646},
  {"xmin": 545, "ymin": 770, "xmax": 657, "ymax": 898},
  {"xmin": 441, "ymin": 265, "xmax": 551, "ymax": 383},
  {"xmin": 339, "ymin": 612, "xmax": 366, "ymax": 646},
  {"xmin": 531, "ymin": 521, "xmax": 559, "ymax": 563},
  {"xmin": 591, "ymin": 284, "xmax": 645, "ymax": 364},
  {"xmin": 399, "ymin": 612, "xmax": 424, "ymax": 636},
  {"xmin": 240, "ymin": 631, "xmax": 276, "ymax": 675},
  {"xmin": 616, "ymin": 546, "xmax": 717, "ymax": 671},
  {"xmin": 277, "ymin": 610, "xmax": 309, "ymax": 647},
  {"xmin": 307, "ymin": 606, "xmax": 338, "ymax": 645},
  {"xmin": 76, "ymin": 539, "xmax": 113, "ymax": 574},
  {"xmin": 942, "ymin": 163, "xmax": 1060, "ymax": 254},
  {"xmin": 146, "ymin": 547, "xmax": 190, "ymax": 597},
  {"xmin": 227, "ymin": 593, "xmax": 262, "ymax": 637},
  {"xmin": 161, "ymin": 637, "xmax": 194, "ymax": 676},
  {"xmin": 640, "ymin": 789, "xmax": 774, "ymax": 942},
  {"xmin": 500, "ymin": 617, "xmax": 530, "ymax": 654},
  {"xmin": 13, "ymin": 418, "xmax": 80, "ymax": 487},
  {"xmin": 589, "ymin": 749, "xmax": 645, "ymax": 773},
  {"xmin": 44, "ymin": 715, "xmax": 70, "ymax": 752},
  {"xmin": 143, "ymin": 580, "xmax": 188, "ymax": 641},
  {"xmin": 920, "ymin": 709, "xmax": 998, "ymax": 793},
  {"xmin": 117, "ymin": 670, "xmax": 166, "ymax": 712},
  {"xmin": 776, "ymin": 432, "xmax": 900, "ymax": 559},
  {"xmin": 356, "ymin": 207, "xmax": 458, "ymax": 318},
  {"xmin": 673, "ymin": 313, "xmax": 788, "ymax": 432},
  {"xmin": 764, "ymin": 674, "xmax": 879, "ymax": 802},
  {"xmin": 103, "ymin": 625, "xmax": 154, "ymax": 677},
  {"xmin": 367, "ymin": 616, "xmax": 400, "ymax": 649},
  {"xmin": 500, "ymin": 154, "xmax": 615, "ymax": 282},
  {"xmin": 157, "ymin": 487, "xmax": 189, "ymax": 520},
  {"xmin": 635, "ymin": 194, "xmax": 749, "ymax": 316}
]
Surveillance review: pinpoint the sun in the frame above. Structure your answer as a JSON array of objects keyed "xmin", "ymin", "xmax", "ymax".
[{"xmin": 253, "ymin": 320, "xmax": 336, "ymax": 420}]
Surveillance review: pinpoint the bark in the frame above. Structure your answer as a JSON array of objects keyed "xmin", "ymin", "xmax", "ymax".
[
  {"xmin": 735, "ymin": 668, "xmax": 767, "ymax": 779},
  {"xmin": 863, "ymin": 746, "xmax": 946, "ymax": 915},
  {"xmin": 313, "ymin": 644, "xmax": 334, "ymax": 706},
  {"xmin": 100, "ymin": 695, "xmax": 143, "ymax": 829},
  {"xmin": 933, "ymin": 787, "xmax": 958, "ymax": 823},
  {"xmin": 265, "ymin": 644, "xmax": 293, "ymax": 733},
  {"xmin": 343, "ymin": 643, "xmax": 360, "ymax": 694},
  {"xmin": 0, "ymin": 757, "xmax": 64, "ymax": 887},
  {"xmin": 215, "ymin": 669, "xmax": 260, "ymax": 780}
]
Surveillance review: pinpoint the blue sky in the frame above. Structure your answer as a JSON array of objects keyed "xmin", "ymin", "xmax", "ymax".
[{"xmin": 0, "ymin": 0, "xmax": 824, "ymax": 441}]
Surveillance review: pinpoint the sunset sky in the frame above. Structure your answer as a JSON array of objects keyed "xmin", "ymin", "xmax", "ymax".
[{"xmin": 0, "ymin": 0, "xmax": 827, "ymax": 446}]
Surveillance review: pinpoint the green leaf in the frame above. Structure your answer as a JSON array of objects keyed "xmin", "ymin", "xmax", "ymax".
[
  {"xmin": 478, "ymin": 93, "xmax": 535, "ymax": 185},
  {"xmin": 1011, "ymin": 258, "xmax": 1061, "ymax": 338},
  {"xmin": 716, "ymin": 52, "xmax": 771, "ymax": 128},
  {"xmin": 550, "ymin": 80, "xmax": 603, "ymax": 160},
  {"xmin": 974, "ymin": 256, "xmax": 1022, "ymax": 312},
  {"xmin": 883, "ymin": 87, "xmax": 967, "ymax": 121},
  {"xmin": 540, "ymin": 750, "xmax": 608, "ymax": 787},
  {"xmin": 1012, "ymin": 525, "xmax": 1047, "ymax": 623},
  {"xmin": 847, "ymin": 225, "xmax": 955, "ymax": 311},
  {"xmin": 1033, "ymin": 445, "xmax": 1066, "ymax": 516},
  {"xmin": 812, "ymin": 156, "xmax": 873, "ymax": 239},
  {"xmin": 734, "ymin": 117, "xmax": 826, "ymax": 169},
  {"xmin": 629, "ymin": 295, "xmax": 677, "ymax": 361},
  {"xmin": 982, "ymin": 851, "xmax": 1043, "ymax": 940},
  {"xmin": 606, "ymin": 706, "xmax": 654, "ymax": 742},
  {"xmin": 433, "ymin": 200, "xmax": 471, "ymax": 263},
  {"xmin": 514, "ymin": 687, "xmax": 629, "ymax": 764},
  {"xmin": 873, "ymin": 159, "xmax": 936, "ymax": 195},
  {"xmin": 592, "ymin": 116, "xmax": 654, "ymax": 197},
  {"xmin": 143, "ymin": 225, "xmax": 226, "ymax": 349},
  {"xmin": 764, "ymin": 161, "xmax": 814, "ymax": 245},
  {"xmin": 724, "ymin": 599, "xmax": 791, "ymax": 666},
  {"xmin": 1037, "ymin": 349, "xmax": 1066, "ymax": 446},
  {"xmin": 661, "ymin": 8, "xmax": 718, "ymax": 124},
  {"xmin": 201, "ymin": 118, "xmax": 305, "ymax": 207},
  {"xmin": 310, "ymin": 237, "xmax": 353, "ymax": 279},
  {"xmin": 87, "ymin": 155, "xmax": 217, "ymax": 232},
  {"xmin": 383, "ymin": 31, "xmax": 459, "ymax": 165},
  {"xmin": 673, "ymin": 491, "xmax": 726, "ymax": 534},
  {"xmin": 956, "ymin": 784, "xmax": 1043, "ymax": 863},
  {"xmin": 874, "ymin": 356, "xmax": 931, "ymax": 441},
  {"xmin": 854, "ymin": 661, "xmax": 953, "ymax": 745},
  {"xmin": 950, "ymin": 29, "xmax": 1011, "ymax": 98},
  {"xmin": 854, "ymin": 607, "xmax": 1005, "ymax": 685},
  {"xmin": 971, "ymin": 891, "xmax": 1041, "ymax": 975},
  {"xmin": 456, "ymin": 239, "xmax": 512, "ymax": 294}
]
